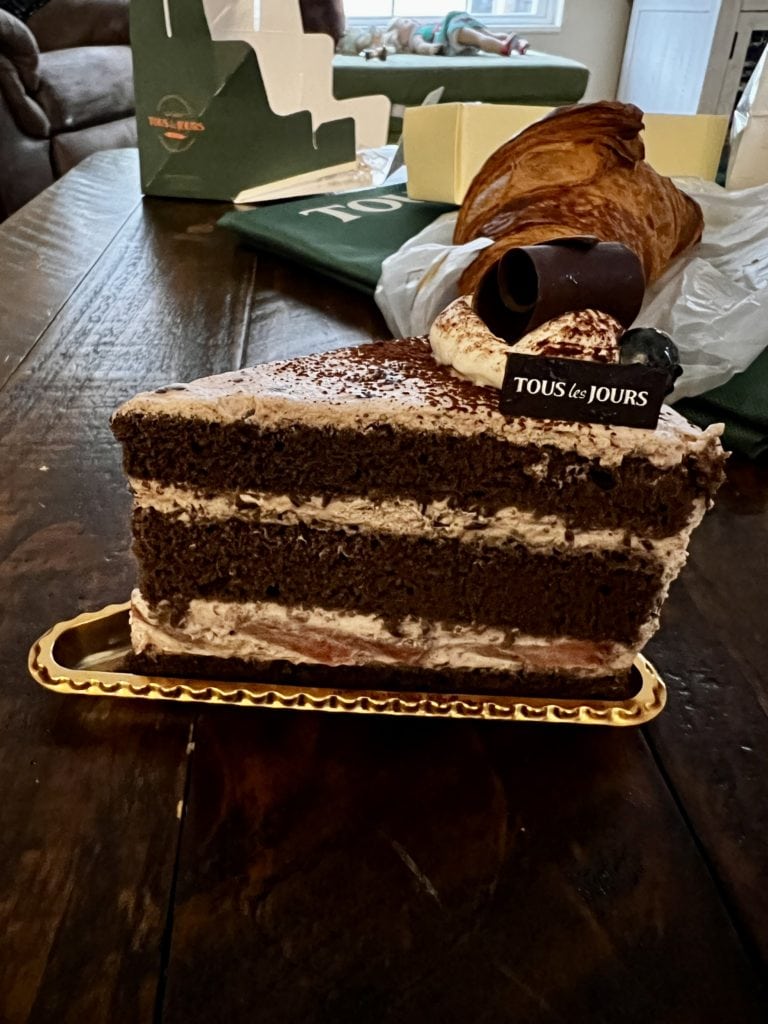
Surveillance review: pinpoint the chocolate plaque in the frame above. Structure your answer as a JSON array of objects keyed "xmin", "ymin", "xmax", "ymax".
[{"xmin": 500, "ymin": 354, "xmax": 669, "ymax": 429}]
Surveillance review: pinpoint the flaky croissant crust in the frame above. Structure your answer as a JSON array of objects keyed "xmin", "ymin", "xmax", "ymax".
[{"xmin": 454, "ymin": 101, "xmax": 703, "ymax": 295}]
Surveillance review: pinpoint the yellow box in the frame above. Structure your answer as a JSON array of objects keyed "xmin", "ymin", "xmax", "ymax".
[{"xmin": 404, "ymin": 103, "xmax": 728, "ymax": 205}]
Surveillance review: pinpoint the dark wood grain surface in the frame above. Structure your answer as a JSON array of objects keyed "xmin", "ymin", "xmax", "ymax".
[{"xmin": 0, "ymin": 150, "xmax": 766, "ymax": 1023}]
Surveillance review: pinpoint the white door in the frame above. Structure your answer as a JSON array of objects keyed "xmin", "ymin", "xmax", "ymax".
[{"xmin": 617, "ymin": 0, "xmax": 723, "ymax": 113}]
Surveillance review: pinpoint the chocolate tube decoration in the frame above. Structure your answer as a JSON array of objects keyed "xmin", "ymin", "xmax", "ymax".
[{"xmin": 473, "ymin": 236, "xmax": 646, "ymax": 345}]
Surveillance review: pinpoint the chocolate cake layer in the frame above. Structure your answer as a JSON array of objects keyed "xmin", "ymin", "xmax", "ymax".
[
  {"xmin": 127, "ymin": 650, "xmax": 637, "ymax": 702},
  {"xmin": 113, "ymin": 415, "xmax": 720, "ymax": 538},
  {"xmin": 132, "ymin": 509, "xmax": 663, "ymax": 644}
]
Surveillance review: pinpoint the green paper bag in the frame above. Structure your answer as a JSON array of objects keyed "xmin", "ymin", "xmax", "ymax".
[
  {"xmin": 676, "ymin": 346, "xmax": 768, "ymax": 459},
  {"xmin": 218, "ymin": 183, "xmax": 456, "ymax": 293},
  {"xmin": 130, "ymin": 0, "xmax": 389, "ymax": 201}
]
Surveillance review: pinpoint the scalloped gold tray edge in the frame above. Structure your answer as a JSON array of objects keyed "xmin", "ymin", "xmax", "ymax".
[{"xmin": 28, "ymin": 602, "xmax": 667, "ymax": 726}]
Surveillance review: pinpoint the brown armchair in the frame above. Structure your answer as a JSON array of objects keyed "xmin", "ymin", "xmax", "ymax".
[{"xmin": 0, "ymin": 0, "xmax": 135, "ymax": 219}]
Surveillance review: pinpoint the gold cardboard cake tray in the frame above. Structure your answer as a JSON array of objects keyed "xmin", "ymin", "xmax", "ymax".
[{"xmin": 28, "ymin": 602, "xmax": 667, "ymax": 726}]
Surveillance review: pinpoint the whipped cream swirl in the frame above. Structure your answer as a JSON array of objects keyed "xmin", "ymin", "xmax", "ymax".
[{"xmin": 429, "ymin": 297, "xmax": 623, "ymax": 389}]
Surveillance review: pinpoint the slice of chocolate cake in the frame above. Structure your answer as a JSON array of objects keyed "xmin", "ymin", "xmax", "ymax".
[{"xmin": 111, "ymin": 308, "xmax": 725, "ymax": 700}]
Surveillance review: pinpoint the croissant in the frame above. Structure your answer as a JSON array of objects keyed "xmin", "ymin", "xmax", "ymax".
[{"xmin": 454, "ymin": 101, "xmax": 704, "ymax": 296}]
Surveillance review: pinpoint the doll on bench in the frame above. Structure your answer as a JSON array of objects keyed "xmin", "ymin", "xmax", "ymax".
[{"xmin": 384, "ymin": 12, "xmax": 529, "ymax": 56}]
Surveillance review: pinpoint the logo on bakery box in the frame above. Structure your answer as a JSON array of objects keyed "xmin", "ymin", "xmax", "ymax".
[
  {"xmin": 500, "ymin": 354, "xmax": 670, "ymax": 429},
  {"xmin": 148, "ymin": 95, "xmax": 206, "ymax": 152}
]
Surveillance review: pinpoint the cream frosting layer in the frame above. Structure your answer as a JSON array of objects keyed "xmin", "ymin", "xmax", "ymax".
[
  {"xmin": 113, "ymin": 337, "xmax": 724, "ymax": 470},
  {"xmin": 129, "ymin": 479, "xmax": 706, "ymax": 572},
  {"xmin": 130, "ymin": 590, "xmax": 638, "ymax": 677}
]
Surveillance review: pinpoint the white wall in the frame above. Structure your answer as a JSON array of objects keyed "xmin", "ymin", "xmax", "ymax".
[{"xmin": 525, "ymin": 0, "xmax": 633, "ymax": 102}]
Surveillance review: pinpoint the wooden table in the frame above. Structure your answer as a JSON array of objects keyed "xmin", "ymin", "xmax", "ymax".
[{"xmin": 0, "ymin": 150, "xmax": 766, "ymax": 1023}]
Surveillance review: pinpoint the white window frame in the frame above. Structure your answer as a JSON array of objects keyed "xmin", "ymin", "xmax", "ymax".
[{"xmin": 345, "ymin": 1, "xmax": 565, "ymax": 34}]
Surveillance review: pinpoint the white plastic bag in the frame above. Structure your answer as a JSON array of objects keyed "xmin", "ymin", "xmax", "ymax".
[
  {"xmin": 375, "ymin": 212, "xmax": 492, "ymax": 338},
  {"xmin": 375, "ymin": 178, "xmax": 768, "ymax": 400}
]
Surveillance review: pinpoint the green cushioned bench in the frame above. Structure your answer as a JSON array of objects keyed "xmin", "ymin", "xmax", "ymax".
[{"xmin": 333, "ymin": 50, "xmax": 589, "ymax": 141}]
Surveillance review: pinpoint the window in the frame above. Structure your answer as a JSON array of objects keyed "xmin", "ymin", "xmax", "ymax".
[{"xmin": 344, "ymin": 1, "xmax": 564, "ymax": 32}]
